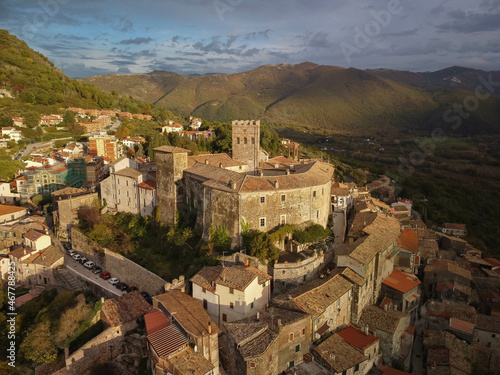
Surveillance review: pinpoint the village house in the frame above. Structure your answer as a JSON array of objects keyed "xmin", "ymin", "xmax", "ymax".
[
  {"xmin": 12, "ymin": 116, "xmax": 25, "ymax": 127},
  {"xmin": 145, "ymin": 308, "xmax": 215, "ymax": 375},
  {"xmin": 273, "ymin": 271, "xmax": 354, "ymax": 341},
  {"xmin": 180, "ymin": 130, "xmax": 211, "ymax": 141},
  {"xmin": 0, "ymin": 204, "xmax": 27, "ymax": 223},
  {"xmin": 424, "ymin": 299, "xmax": 476, "ymax": 343},
  {"xmin": 423, "ymin": 260, "xmax": 473, "ymax": 301},
  {"xmin": 222, "ymin": 306, "xmax": 311, "ymax": 374},
  {"xmin": 190, "ymin": 264, "xmax": 272, "ymax": 325},
  {"xmin": 162, "ymin": 122, "xmax": 183, "ymax": 133},
  {"xmin": 441, "ymin": 223, "xmax": 467, "ymax": 237},
  {"xmin": 153, "ymin": 290, "xmax": 221, "ymax": 374},
  {"xmin": 0, "ymin": 182, "xmax": 20, "ymax": 204},
  {"xmin": 336, "ymin": 325, "xmax": 380, "ymax": 371},
  {"xmin": 394, "ymin": 228, "xmax": 420, "ymax": 274},
  {"xmin": 0, "ymin": 218, "xmax": 48, "ymax": 249},
  {"xmin": 121, "ymin": 136, "xmax": 146, "ymax": 149},
  {"xmin": 380, "ymin": 269, "xmax": 421, "ymax": 322},
  {"xmin": 188, "ymin": 153, "xmax": 248, "ymax": 173},
  {"xmin": 1, "ymin": 127, "xmax": 22, "ymax": 142},
  {"xmin": 313, "ymin": 333, "xmax": 370, "ymax": 375},
  {"xmin": 357, "ymin": 305, "xmax": 411, "ymax": 367},
  {"xmin": 474, "ymin": 314, "xmax": 500, "ymax": 350},
  {"xmin": 51, "ymin": 187, "xmax": 98, "ymax": 238},
  {"xmin": 423, "ymin": 330, "xmax": 472, "ymax": 375}
]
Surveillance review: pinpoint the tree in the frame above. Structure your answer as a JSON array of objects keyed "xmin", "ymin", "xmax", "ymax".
[
  {"xmin": 89, "ymin": 223, "xmax": 114, "ymax": 248},
  {"xmin": 23, "ymin": 111, "xmax": 39, "ymax": 128},
  {"xmin": 115, "ymin": 125, "xmax": 129, "ymax": 140},
  {"xmin": 208, "ymin": 225, "xmax": 231, "ymax": 253},
  {"xmin": 245, "ymin": 231, "xmax": 279, "ymax": 263},
  {"xmin": 77, "ymin": 205, "xmax": 101, "ymax": 230},
  {"xmin": 62, "ymin": 110, "xmax": 76, "ymax": 127},
  {"xmin": 136, "ymin": 143, "xmax": 145, "ymax": 158},
  {"xmin": 0, "ymin": 113, "xmax": 13, "ymax": 127},
  {"xmin": 20, "ymin": 321, "xmax": 58, "ymax": 365}
]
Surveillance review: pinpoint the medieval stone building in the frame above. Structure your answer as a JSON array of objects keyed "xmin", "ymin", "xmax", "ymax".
[{"xmin": 155, "ymin": 120, "xmax": 334, "ymax": 246}]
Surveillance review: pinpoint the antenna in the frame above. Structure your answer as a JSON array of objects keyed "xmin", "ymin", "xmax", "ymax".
[
  {"xmin": 222, "ymin": 251, "xmax": 226, "ymax": 267},
  {"xmin": 61, "ymin": 61, "xmax": 64, "ymax": 75}
]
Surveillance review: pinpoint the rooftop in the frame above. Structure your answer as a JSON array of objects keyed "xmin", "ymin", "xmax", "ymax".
[
  {"xmin": 383, "ymin": 270, "xmax": 421, "ymax": 293},
  {"xmin": 147, "ymin": 324, "xmax": 189, "ymax": 359},
  {"xmin": 101, "ymin": 290, "xmax": 152, "ymax": 327},
  {"xmin": 114, "ymin": 167, "xmax": 143, "ymax": 179},
  {"xmin": 378, "ymin": 366, "xmax": 412, "ymax": 375},
  {"xmin": 24, "ymin": 229, "xmax": 48, "ymax": 242},
  {"xmin": 443, "ymin": 223, "xmax": 466, "ymax": 231},
  {"xmin": 358, "ymin": 305, "xmax": 409, "ymax": 334},
  {"xmin": 424, "ymin": 261, "xmax": 473, "ymax": 281},
  {"xmin": 313, "ymin": 334, "xmax": 368, "ymax": 373},
  {"xmin": 22, "ymin": 245, "xmax": 62, "ymax": 267},
  {"xmin": 51, "ymin": 187, "xmax": 86, "ymax": 197},
  {"xmin": 167, "ymin": 347, "xmax": 214, "ymax": 375},
  {"xmin": 475, "ymin": 314, "xmax": 500, "ymax": 334},
  {"xmin": 425, "ymin": 300, "xmax": 476, "ymax": 323},
  {"xmin": 190, "ymin": 265, "xmax": 271, "ymax": 292},
  {"xmin": 144, "ymin": 309, "xmax": 170, "ymax": 335},
  {"xmin": 138, "ymin": 180, "xmax": 156, "ymax": 190},
  {"xmin": 336, "ymin": 325, "xmax": 380, "ymax": 350},
  {"xmin": 154, "ymin": 145, "xmax": 191, "ymax": 154},
  {"xmin": 397, "ymin": 229, "xmax": 419, "ymax": 254},
  {"xmin": 154, "ymin": 290, "xmax": 221, "ymax": 337},
  {"xmin": 188, "ymin": 153, "xmax": 246, "ymax": 169},
  {"xmin": 0, "ymin": 204, "xmax": 27, "ymax": 216}
]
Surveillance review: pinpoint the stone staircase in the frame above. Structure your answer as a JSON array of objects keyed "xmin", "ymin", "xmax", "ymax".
[{"xmin": 54, "ymin": 267, "xmax": 84, "ymax": 291}]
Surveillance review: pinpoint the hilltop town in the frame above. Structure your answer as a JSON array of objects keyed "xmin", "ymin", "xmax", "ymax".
[{"xmin": 0, "ymin": 109, "xmax": 499, "ymax": 375}]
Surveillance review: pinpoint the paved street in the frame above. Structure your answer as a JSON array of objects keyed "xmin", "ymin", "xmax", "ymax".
[
  {"xmin": 412, "ymin": 313, "xmax": 425, "ymax": 375},
  {"xmin": 64, "ymin": 253, "xmax": 124, "ymax": 297}
]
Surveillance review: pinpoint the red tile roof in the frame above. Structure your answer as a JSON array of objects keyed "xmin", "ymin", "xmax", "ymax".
[
  {"xmin": 144, "ymin": 309, "xmax": 170, "ymax": 335},
  {"xmin": 23, "ymin": 229, "xmax": 48, "ymax": 242},
  {"xmin": 397, "ymin": 228, "xmax": 419, "ymax": 254},
  {"xmin": 443, "ymin": 223, "xmax": 466, "ymax": 231},
  {"xmin": 0, "ymin": 205, "xmax": 27, "ymax": 216},
  {"xmin": 485, "ymin": 258, "xmax": 500, "ymax": 268},
  {"xmin": 138, "ymin": 180, "xmax": 156, "ymax": 190},
  {"xmin": 449, "ymin": 318, "xmax": 474, "ymax": 335},
  {"xmin": 147, "ymin": 324, "xmax": 188, "ymax": 358},
  {"xmin": 383, "ymin": 270, "xmax": 421, "ymax": 293},
  {"xmin": 336, "ymin": 325, "xmax": 379, "ymax": 350}
]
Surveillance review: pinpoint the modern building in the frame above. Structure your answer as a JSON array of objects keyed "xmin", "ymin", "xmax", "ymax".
[{"xmin": 89, "ymin": 134, "xmax": 120, "ymax": 160}]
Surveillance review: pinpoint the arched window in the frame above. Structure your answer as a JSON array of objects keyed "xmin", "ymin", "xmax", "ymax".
[
  {"xmin": 252, "ymin": 137, "xmax": 255, "ymax": 144},
  {"xmin": 244, "ymin": 138, "xmax": 248, "ymax": 144},
  {"xmin": 237, "ymin": 137, "xmax": 240, "ymax": 144}
]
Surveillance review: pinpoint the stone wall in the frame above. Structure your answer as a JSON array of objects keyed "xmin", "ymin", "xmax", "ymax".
[
  {"xmin": 72, "ymin": 228, "xmax": 166, "ymax": 295},
  {"xmin": 273, "ymin": 251, "xmax": 326, "ymax": 295},
  {"xmin": 232, "ymin": 120, "xmax": 260, "ymax": 172},
  {"xmin": 54, "ymin": 192, "xmax": 98, "ymax": 238}
]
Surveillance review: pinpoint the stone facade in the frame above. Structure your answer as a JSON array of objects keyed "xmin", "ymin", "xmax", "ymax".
[
  {"xmin": 52, "ymin": 190, "xmax": 98, "ymax": 238},
  {"xmin": 232, "ymin": 120, "xmax": 260, "ymax": 172}
]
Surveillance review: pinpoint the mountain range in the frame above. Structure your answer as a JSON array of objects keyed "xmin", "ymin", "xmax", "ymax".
[{"xmin": 82, "ymin": 63, "xmax": 500, "ymax": 136}]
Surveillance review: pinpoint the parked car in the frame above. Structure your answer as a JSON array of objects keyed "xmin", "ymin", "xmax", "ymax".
[
  {"xmin": 79, "ymin": 257, "xmax": 88, "ymax": 264},
  {"xmin": 109, "ymin": 277, "xmax": 119, "ymax": 286},
  {"xmin": 116, "ymin": 282, "xmax": 128, "ymax": 291},
  {"xmin": 68, "ymin": 250, "xmax": 76, "ymax": 256},
  {"xmin": 84, "ymin": 261, "xmax": 95, "ymax": 269},
  {"xmin": 63, "ymin": 243, "xmax": 71, "ymax": 250},
  {"xmin": 99, "ymin": 271, "xmax": 111, "ymax": 280},
  {"xmin": 127, "ymin": 286, "xmax": 138, "ymax": 293},
  {"xmin": 92, "ymin": 267, "xmax": 102, "ymax": 274},
  {"xmin": 140, "ymin": 291, "xmax": 153, "ymax": 304},
  {"xmin": 72, "ymin": 254, "xmax": 81, "ymax": 261}
]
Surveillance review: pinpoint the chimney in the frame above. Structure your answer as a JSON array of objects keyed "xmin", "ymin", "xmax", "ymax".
[
  {"xmin": 278, "ymin": 319, "xmax": 282, "ymax": 326},
  {"xmin": 219, "ymin": 162, "xmax": 223, "ymax": 168},
  {"xmin": 265, "ymin": 304, "xmax": 269, "ymax": 312},
  {"xmin": 364, "ymin": 325, "xmax": 369, "ymax": 335},
  {"xmin": 205, "ymin": 159, "xmax": 209, "ymax": 164},
  {"xmin": 256, "ymin": 312, "xmax": 260, "ymax": 321},
  {"xmin": 230, "ymin": 180, "xmax": 236, "ymax": 190},
  {"xmin": 208, "ymin": 321, "xmax": 212, "ymax": 334},
  {"xmin": 259, "ymin": 170, "xmax": 264, "ymax": 177},
  {"xmin": 274, "ymin": 181, "xmax": 279, "ymax": 189},
  {"xmin": 286, "ymin": 169, "xmax": 290, "ymax": 175},
  {"xmin": 244, "ymin": 258, "xmax": 249, "ymax": 267},
  {"xmin": 384, "ymin": 304, "xmax": 388, "ymax": 311}
]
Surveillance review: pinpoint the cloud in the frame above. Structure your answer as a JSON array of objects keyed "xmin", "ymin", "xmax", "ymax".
[
  {"xmin": 112, "ymin": 17, "xmax": 133, "ymax": 32},
  {"xmin": 438, "ymin": 10, "xmax": 500, "ymax": 32},
  {"xmin": 119, "ymin": 37, "xmax": 153, "ymax": 45}
]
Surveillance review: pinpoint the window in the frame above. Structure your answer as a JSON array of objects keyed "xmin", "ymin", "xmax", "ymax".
[
  {"xmin": 295, "ymin": 344, "xmax": 300, "ymax": 353},
  {"xmin": 289, "ymin": 333, "xmax": 294, "ymax": 341},
  {"xmin": 281, "ymin": 194, "xmax": 286, "ymax": 202},
  {"xmin": 203, "ymin": 299, "xmax": 208, "ymax": 309},
  {"xmin": 260, "ymin": 218, "xmax": 266, "ymax": 227},
  {"xmin": 313, "ymin": 191, "xmax": 317, "ymax": 197},
  {"xmin": 262, "ymin": 282, "xmax": 266, "ymax": 287},
  {"xmin": 301, "ymin": 328, "xmax": 306, "ymax": 335},
  {"xmin": 250, "ymin": 362, "xmax": 256, "ymax": 368},
  {"xmin": 202, "ymin": 287, "xmax": 206, "ymax": 293},
  {"xmin": 355, "ymin": 364, "xmax": 360, "ymax": 372},
  {"xmin": 244, "ymin": 138, "xmax": 247, "ymax": 144},
  {"xmin": 280, "ymin": 215, "xmax": 286, "ymax": 225},
  {"xmin": 269, "ymin": 355, "xmax": 272, "ymax": 362},
  {"xmin": 251, "ymin": 302, "xmax": 254, "ymax": 309},
  {"xmin": 370, "ymin": 273, "xmax": 373, "ymax": 281},
  {"xmin": 343, "ymin": 371, "xmax": 347, "ymax": 375},
  {"xmin": 365, "ymin": 280, "xmax": 368, "ymax": 287},
  {"xmin": 252, "ymin": 137, "xmax": 255, "ymax": 144},
  {"xmin": 260, "ymin": 196, "xmax": 265, "ymax": 203},
  {"xmin": 222, "ymin": 313, "xmax": 227, "ymax": 322},
  {"xmin": 316, "ymin": 210, "xmax": 320, "ymax": 219},
  {"xmin": 237, "ymin": 137, "xmax": 240, "ymax": 144},
  {"xmin": 230, "ymin": 302, "xmax": 234, "ymax": 309},
  {"xmin": 337, "ymin": 299, "xmax": 341, "ymax": 309},
  {"xmin": 229, "ymin": 287, "xmax": 234, "ymax": 294}
]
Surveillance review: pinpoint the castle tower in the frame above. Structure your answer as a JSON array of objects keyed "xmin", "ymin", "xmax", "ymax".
[
  {"xmin": 154, "ymin": 146, "xmax": 190, "ymax": 226},
  {"xmin": 231, "ymin": 120, "xmax": 260, "ymax": 173}
]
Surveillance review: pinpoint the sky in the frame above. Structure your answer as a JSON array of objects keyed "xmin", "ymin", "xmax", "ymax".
[{"xmin": 0, "ymin": 0, "xmax": 499, "ymax": 78}]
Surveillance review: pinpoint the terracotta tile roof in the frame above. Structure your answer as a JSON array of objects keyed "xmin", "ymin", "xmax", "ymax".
[
  {"xmin": 349, "ymin": 213, "xmax": 401, "ymax": 265},
  {"xmin": 289, "ymin": 274, "xmax": 353, "ymax": 316},
  {"xmin": 0, "ymin": 205, "xmax": 27, "ymax": 216},
  {"xmin": 397, "ymin": 229, "xmax": 419, "ymax": 254},
  {"xmin": 419, "ymin": 240, "xmax": 439, "ymax": 258},
  {"xmin": 138, "ymin": 180, "xmax": 156, "ymax": 190},
  {"xmin": 101, "ymin": 290, "xmax": 152, "ymax": 327},
  {"xmin": 114, "ymin": 167, "xmax": 143, "ymax": 179},
  {"xmin": 341, "ymin": 267, "xmax": 365, "ymax": 286},
  {"xmin": 238, "ymin": 328, "xmax": 277, "ymax": 359},
  {"xmin": 425, "ymin": 300, "xmax": 476, "ymax": 323},
  {"xmin": 423, "ymin": 330, "xmax": 472, "ymax": 375},
  {"xmin": 449, "ymin": 318, "xmax": 474, "ymax": 335},
  {"xmin": 358, "ymin": 305, "xmax": 409, "ymax": 334},
  {"xmin": 383, "ymin": 270, "xmax": 421, "ymax": 293},
  {"xmin": 24, "ymin": 229, "xmax": 49, "ymax": 242},
  {"xmin": 435, "ymin": 280, "xmax": 471, "ymax": 296},
  {"xmin": 380, "ymin": 297, "xmax": 392, "ymax": 309},
  {"xmin": 225, "ymin": 318, "xmax": 269, "ymax": 346},
  {"xmin": 147, "ymin": 324, "xmax": 188, "ymax": 358},
  {"xmin": 154, "ymin": 290, "xmax": 222, "ymax": 336},
  {"xmin": 475, "ymin": 314, "xmax": 500, "ymax": 334},
  {"xmin": 9, "ymin": 246, "xmax": 33, "ymax": 260},
  {"xmin": 154, "ymin": 145, "xmax": 191, "ymax": 153},
  {"xmin": 144, "ymin": 309, "xmax": 170, "ymax": 335},
  {"xmin": 188, "ymin": 153, "xmax": 246, "ymax": 168},
  {"xmin": 267, "ymin": 155, "xmax": 295, "ymax": 164},
  {"xmin": 424, "ymin": 261, "xmax": 472, "ymax": 281},
  {"xmin": 167, "ymin": 347, "xmax": 214, "ymax": 375},
  {"xmin": 348, "ymin": 212, "xmax": 378, "ymax": 238},
  {"xmin": 22, "ymin": 245, "xmax": 62, "ymax": 267},
  {"xmin": 378, "ymin": 366, "xmax": 412, "ymax": 375},
  {"xmin": 331, "ymin": 186, "xmax": 352, "ymax": 196},
  {"xmin": 51, "ymin": 187, "xmax": 86, "ymax": 197},
  {"xmin": 190, "ymin": 265, "xmax": 271, "ymax": 292},
  {"xmin": 313, "ymin": 334, "xmax": 368, "ymax": 373},
  {"xmin": 336, "ymin": 325, "xmax": 379, "ymax": 350},
  {"xmin": 485, "ymin": 258, "xmax": 500, "ymax": 268},
  {"xmin": 443, "ymin": 223, "xmax": 466, "ymax": 231}
]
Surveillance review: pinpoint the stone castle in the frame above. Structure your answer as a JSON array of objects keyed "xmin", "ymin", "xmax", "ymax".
[{"xmin": 155, "ymin": 120, "xmax": 334, "ymax": 247}]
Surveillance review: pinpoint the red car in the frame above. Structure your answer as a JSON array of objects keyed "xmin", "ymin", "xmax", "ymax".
[{"xmin": 99, "ymin": 271, "xmax": 111, "ymax": 280}]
